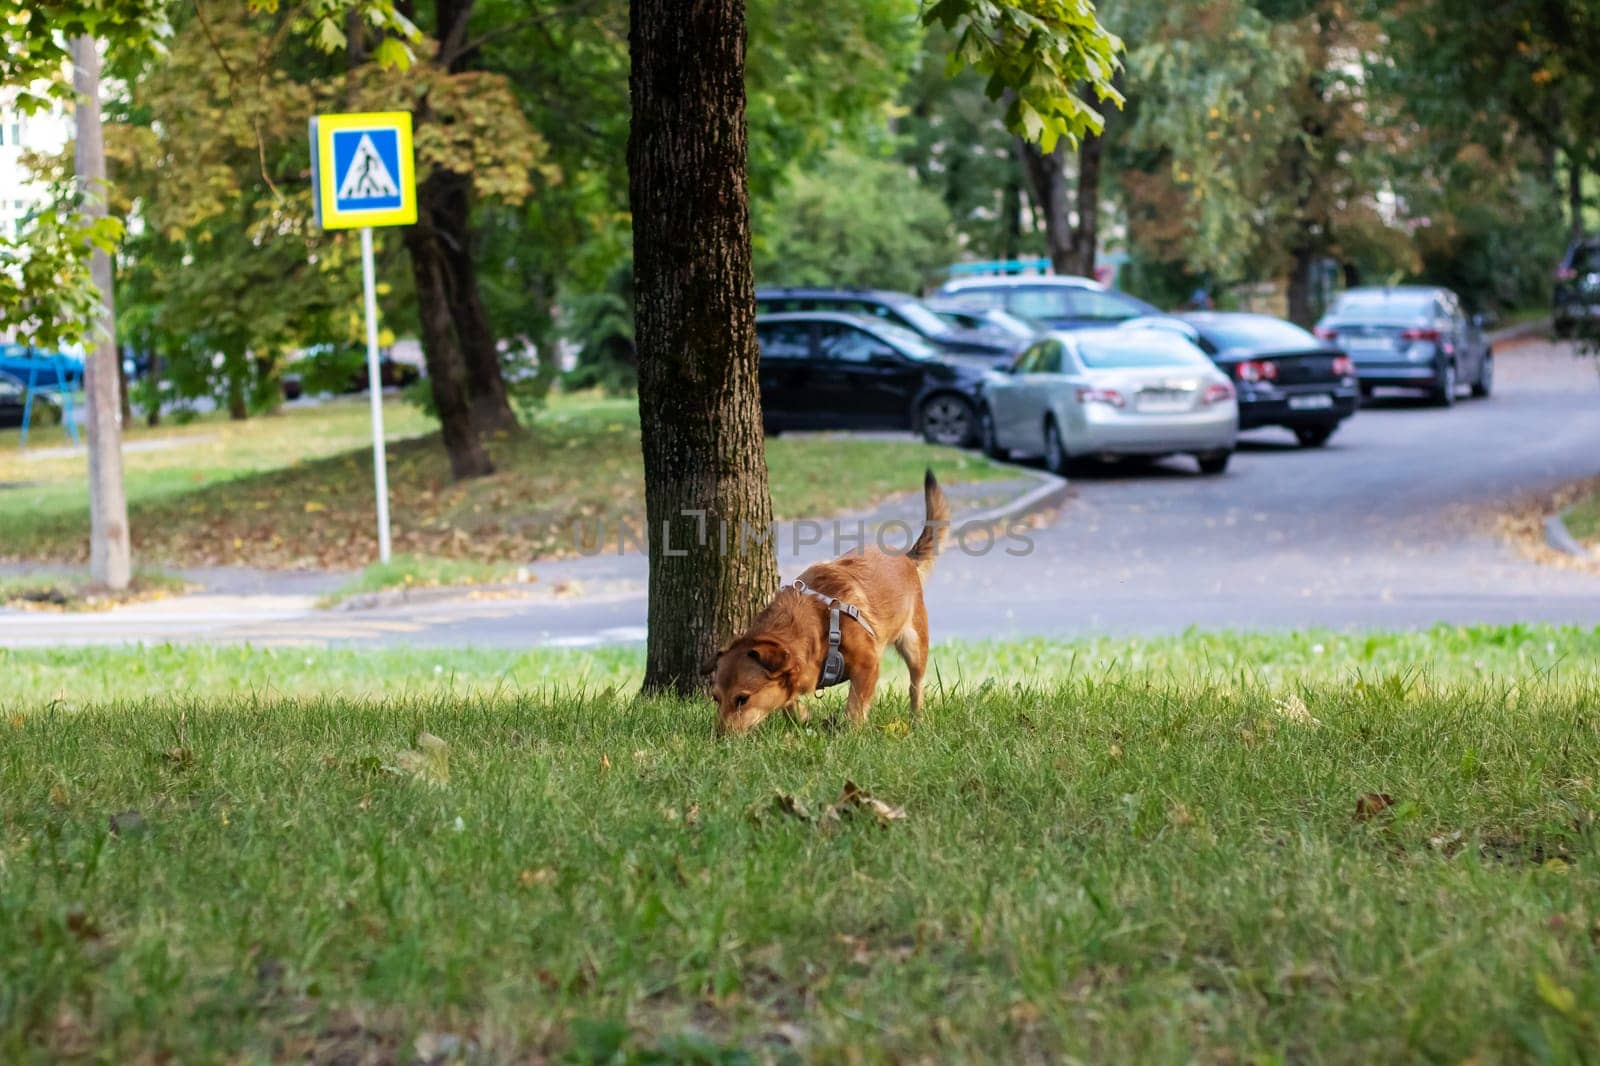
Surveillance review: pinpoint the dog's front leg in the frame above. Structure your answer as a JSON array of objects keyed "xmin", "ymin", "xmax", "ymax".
[{"xmin": 845, "ymin": 660, "xmax": 880, "ymax": 726}]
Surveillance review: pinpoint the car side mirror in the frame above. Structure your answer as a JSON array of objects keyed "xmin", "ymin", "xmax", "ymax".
[{"xmin": 1472, "ymin": 312, "xmax": 1498, "ymax": 329}]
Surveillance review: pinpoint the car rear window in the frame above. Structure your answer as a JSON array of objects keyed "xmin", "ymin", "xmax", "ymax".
[
  {"xmin": 1193, "ymin": 316, "xmax": 1320, "ymax": 351},
  {"xmin": 1570, "ymin": 244, "xmax": 1600, "ymax": 274},
  {"xmin": 1076, "ymin": 335, "xmax": 1206, "ymax": 369},
  {"xmin": 1329, "ymin": 292, "xmax": 1433, "ymax": 323}
]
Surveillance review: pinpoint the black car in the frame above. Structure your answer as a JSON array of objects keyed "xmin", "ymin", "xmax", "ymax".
[
  {"xmin": 1554, "ymin": 238, "xmax": 1600, "ymax": 338},
  {"xmin": 1127, "ymin": 314, "xmax": 1359, "ymax": 447},
  {"xmin": 755, "ymin": 287, "xmax": 1019, "ymax": 366},
  {"xmin": 1313, "ymin": 286, "xmax": 1492, "ymax": 407},
  {"xmin": 755, "ymin": 312, "xmax": 989, "ymax": 446},
  {"xmin": 0, "ymin": 370, "xmax": 61, "ymax": 429}
]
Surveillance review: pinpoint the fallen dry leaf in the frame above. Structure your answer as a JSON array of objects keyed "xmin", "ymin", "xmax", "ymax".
[
  {"xmin": 824, "ymin": 780, "xmax": 907, "ymax": 827},
  {"xmin": 386, "ymin": 732, "xmax": 450, "ymax": 788},
  {"xmin": 1353, "ymin": 793, "xmax": 1394, "ymax": 822}
]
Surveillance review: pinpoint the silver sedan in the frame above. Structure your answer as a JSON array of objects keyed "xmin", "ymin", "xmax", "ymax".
[{"xmin": 978, "ymin": 328, "xmax": 1239, "ymax": 475}]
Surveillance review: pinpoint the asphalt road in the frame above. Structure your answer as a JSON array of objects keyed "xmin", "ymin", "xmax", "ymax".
[{"xmin": 5, "ymin": 340, "xmax": 1599, "ymax": 648}]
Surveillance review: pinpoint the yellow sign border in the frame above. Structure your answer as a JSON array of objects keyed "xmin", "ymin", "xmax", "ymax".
[{"xmin": 313, "ymin": 111, "xmax": 417, "ymax": 230}]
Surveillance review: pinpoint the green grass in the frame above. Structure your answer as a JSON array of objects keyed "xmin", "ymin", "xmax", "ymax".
[
  {"xmin": 0, "ymin": 394, "xmax": 1008, "ymax": 570},
  {"xmin": 4, "ymin": 626, "xmax": 1600, "ymax": 1061},
  {"xmin": 319, "ymin": 554, "xmax": 531, "ymax": 606},
  {"xmin": 0, "ymin": 569, "xmax": 190, "ymax": 611},
  {"xmin": 1563, "ymin": 487, "xmax": 1600, "ymax": 545}
]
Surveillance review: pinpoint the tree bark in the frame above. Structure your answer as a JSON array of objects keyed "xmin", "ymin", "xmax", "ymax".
[
  {"xmin": 116, "ymin": 343, "xmax": 131, "ymax": 424},
  {"xmin": 1570, "ymin": 157, "xmax": 1585, "ymax": 239},
  {"xmin": 404, "ymin": 206, "xmax": 495, "ymax": 479},
  {"xmin": 429, "ymin": 169, "xmax": 518, "ymax": 433},
  {"xmin": 629, "ymin": 0, "xmax": 778, "ymax": 695},
  {"xmin": 1017, "ymin": 134, "xmax": 1099, "ymax": 276},
  {"xmin": 72, "ymin": 37, "xmax": 131, "ymax": 590},
  {"xmin": 1286, "ymin": 244, "xmax": 1316, "ymax": 327}
]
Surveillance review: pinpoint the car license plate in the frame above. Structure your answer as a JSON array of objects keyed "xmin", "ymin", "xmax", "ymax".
[
  {"xmin": 1346, "ymin": 337, "xmax": 1393, "ymax": 353},
  {"xmin": 1135, "ymin": 389, "xmax": 1191, "ymax": 413},
  {"xmin": 1288, "ymin": 393, "xmax": 1333, "ymax": 410}
]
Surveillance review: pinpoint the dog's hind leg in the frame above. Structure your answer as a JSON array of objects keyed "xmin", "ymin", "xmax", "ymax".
[
  {"xmin": 845, "ymin": 657, "xmax": 880, "ymax": 727},
  {"xmin": 895, "ymin": 599, "xmax": 930, "ymax": 717}
]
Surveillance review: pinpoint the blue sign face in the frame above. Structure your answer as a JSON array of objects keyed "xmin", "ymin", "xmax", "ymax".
[{"xmin": 331, "ymin": 127, "xmax": 405, "ymax": 213}]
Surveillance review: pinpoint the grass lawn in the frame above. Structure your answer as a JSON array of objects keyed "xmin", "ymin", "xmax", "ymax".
[
  {"xmin": 1563, "ymin": 485, "xmax": 1600, "ymax": 546},
  {"xmin": 0, "ymin": 396, "xmax": 1007, "ymax": 572},
  {"xmin": 4, "ymin": 626, "xmax": 1599, "ymax": 1061}
]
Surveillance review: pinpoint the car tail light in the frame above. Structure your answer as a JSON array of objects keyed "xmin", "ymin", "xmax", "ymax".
[
  {"xmin": 1075, "ymin": 386, "xmax": 1125, "ymax": 408},
  {"xmin": 1233, "ymin": 359, "xmax": 1277, "ymax": 382},
  {"xmin": 1201, "ymin": 382, "xmax": 1234, "ymax": 405},
  {"xmin": 1399, "ymin": 327, "xmax": 1440, "ymax": 342},
  {"xmin": 1313, "ymin": 326, "xmax": 1338, "ymax": 340},
  {"xmin": 1556, "ymin": 266, "xmax": 1578, "ymax": 281},
  {"xmin": 1330, "ymin": 355, "xmax": 1355, "ymax": 377}
]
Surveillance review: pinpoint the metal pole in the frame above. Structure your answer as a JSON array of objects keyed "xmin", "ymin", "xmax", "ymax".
[{"xmin": 360, "ymin": 226, "xmax": 392, "ymax": 563}]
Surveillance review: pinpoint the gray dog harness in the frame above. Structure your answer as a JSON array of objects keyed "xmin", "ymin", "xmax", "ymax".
[{"xmin": 789, "ymin": 579, "xmax": 876, "ymax": 690}]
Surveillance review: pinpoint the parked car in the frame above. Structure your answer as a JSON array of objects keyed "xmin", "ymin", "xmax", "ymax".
[
  {"xmin": 923, "ymin": 299, "xmax": 1045, "ymax": 344},
  {"xmin": 281, "ymin": 346, "xmax": 421, "ymax": 400},
  {"xmin": 755, "ymin": 287, "xmax": 1018, "ymax": 365},
  {"xmin": 755, "ymin": 312, "xmax": 988, "ymax": 446},
  {"xmin": 978, "ymin": 328, "xmax": 1238, "ymax": 475},
  {"xmin": 1122, "ymin": 313, "xmax": 1359, "ymax": 447},
  {"xmin": 1554, "ymin": 237, "xmax": 1600, "ymax": 338},
  {"xmin": 934, "ymin": 274, "xmax": 1160, "ymax": 330},
  {"xmin": 1313, "ymin": 286, "xmax": 1491, "ymax": 406},
  {"xmin": 0, "ymin": 370, "xmax": 62, "ymax": 429}
]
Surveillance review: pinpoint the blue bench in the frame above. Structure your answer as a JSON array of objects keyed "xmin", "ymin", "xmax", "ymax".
[{"xmin": 0, "ymin": 344, "xmax": 84, "ymax": 445}]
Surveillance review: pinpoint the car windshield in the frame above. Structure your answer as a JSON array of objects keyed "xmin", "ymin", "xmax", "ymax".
[
  {"xmin": 1329, "ymin": 292, "xmax": 1433, "ymax": 323},
  {"xmin": 1571, "ymin": 244, "xmax": 1600, "ymax": 274},
  {"xmin": 1193, "ymin": 316, "xmax": 1320, "ymax": 351},
  {"xmin": 890, "ymin": 300, "xmax": 951, "ymax": 338},
  {"xmin": 1076, "ymin": 334, "xmax": 1205, "ymax": 369},
  {"xmin": 868, "ymin": 320, "xmax": 940, "ymax": 359}
]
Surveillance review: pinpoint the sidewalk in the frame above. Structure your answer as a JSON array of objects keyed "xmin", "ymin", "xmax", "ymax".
[{"xmin": 0, "ymin": 467, "xmax": 1066, "ymax": 647}]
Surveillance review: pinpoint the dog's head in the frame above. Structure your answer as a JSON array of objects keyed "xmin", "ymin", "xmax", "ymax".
[{"xmin": 707, "ymin": 637, "xmax": 797, "ymax": 734}]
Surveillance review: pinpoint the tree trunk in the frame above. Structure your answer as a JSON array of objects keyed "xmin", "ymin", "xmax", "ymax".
[
  {"xmin": 629, "ymin": 0, "xmax": 778, "ymax": 695},
  {"xmin": 145, "ymin": 355, "xmax": 161, "ymax": 427},
  {"xmin": 1018, "ymin": 134, "xmax": 1099, "ymax": 276},
  {"xmin": 431, "ymin": 171, "xmax": 519, "ymax": 433},
  {"xmin": 1570, "ymin": 157, "xmax": 1585, "ymax": 239},
  {"xmin": 404, "ymin": 209, "xmax": 495, "ymax": 479},
  {"xmin": 116, "ymin": 343, "xmax": 131, "ymax": 424},
  {"xmin": 1286, "ymin": 245, "xmax": 1316, "ymax": 327},
  {"xmin": 1073, "ymin": 130, "xmax": 1104, "ymax": 278},
  {"xmin": 406, "ymin": 0, "xmax": 519, "ymax": 438},
  {"xmin": 72, "ymin": 36, "xmax": 130, "ymax": 590},
  {"xmin": 225, "ymin": 353, "xmax": 248, "ymax": 420}
]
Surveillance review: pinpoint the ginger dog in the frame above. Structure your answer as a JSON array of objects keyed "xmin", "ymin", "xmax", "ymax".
[{"xmin": 710, "ymin": 469, "xmax": 950, "ymax": 734}]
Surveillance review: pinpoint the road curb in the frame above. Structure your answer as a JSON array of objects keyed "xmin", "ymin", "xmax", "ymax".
[
  {"xmin": 954, "ymin": 466, "xmax": 1070, "ymax": 531},
  {"xmin": 1544, "ymin": 511, "xmax": 1593, "ymax": 558},
  {"xmin": 1488, "ymin": 317, "xmax": 1551, "ymax": 346},
  {"xmin": 331, "ymin": 581, "xmax": 538, "ymax": 612}
]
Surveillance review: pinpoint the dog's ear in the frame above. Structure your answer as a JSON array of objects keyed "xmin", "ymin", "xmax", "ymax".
[{"xmin": 747, "ymin": 640, "xmax": 790, "ymax": 677}]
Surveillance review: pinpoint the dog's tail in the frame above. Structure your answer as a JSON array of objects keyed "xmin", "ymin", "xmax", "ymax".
[{"xmin": 907, "ymin": 468, "xmax": 950, "ymax": 578}]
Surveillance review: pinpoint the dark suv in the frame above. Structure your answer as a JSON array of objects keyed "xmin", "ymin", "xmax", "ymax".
[
  {"xmin": 755, "ymin": 312, "xmax": 988, "ymax": 445},
  {"xmin": 755, "ymin": 287, "xmax": 1019, "ymax": 365},
  {"xmin": 1555, "ymin": 238, "xmax": 1600, "ymax": 338}
]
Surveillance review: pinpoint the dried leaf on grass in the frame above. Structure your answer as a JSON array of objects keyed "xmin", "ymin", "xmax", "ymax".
[
  {"xmin": 824, "ymin": 780, "xmax": 907, "ymax": 827},
  {"xmin": 1353, "ymin": 793, "xmax": 1394, "ymax": 822},
  {"xmin": 386, "ymin": 732, "xmax": 450, "ymax": 788}
]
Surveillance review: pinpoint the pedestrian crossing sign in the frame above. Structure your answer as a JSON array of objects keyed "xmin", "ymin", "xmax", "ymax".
[{"xmin": 310, "ymin": 111, "xmax": 417, "ymax": 230}]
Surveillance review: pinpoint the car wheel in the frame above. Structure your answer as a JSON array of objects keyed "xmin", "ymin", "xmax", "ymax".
[
  {"xmin": 1555, "ymin": 317, "xmax": 1573, "ymax": 340},
  {"xmin": 979, "ymin": 406, "xmax": 1008, "ymax": 460},
  {"xmin": 920, "ymin": 394, "xmax": 975, "ymax": 447},
  {"xmin": 1294, "ymin": 425, "xmax": 1335, "ymax": 448},
  {"xmin": 1196, "ymin": 450, "xmax": 1231, "ymax": 475},
  {"xmin": 1043, "ymin": 418, "xmax": 1070, "ymax": 476},
  {"xmin": 1471, "ymin": 351, "xmax": 1493, "ymax": 398},
  {"xmin": 1359, "ymin": 383, "xmax": 1375, "ymax": 401},
  {"xmin": 1431, "ymin": 361, "xmax": 1457, "ymax": 407}
]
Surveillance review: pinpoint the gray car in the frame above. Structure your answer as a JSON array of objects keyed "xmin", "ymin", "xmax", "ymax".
[
  {"xmin": 1313, "ymin": 286, "xmax": 1492, "ymax": 407},
  {"xmin": 978, "ymin": 328, "xmax": 1238, "ymax": 475}
]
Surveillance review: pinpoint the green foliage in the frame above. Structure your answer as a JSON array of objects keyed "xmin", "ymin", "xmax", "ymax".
[
  {"xmin": 562, "ymin": 262, "xmax": 637, "ymax": 396},
  {"xmin": 0, "ymin": 205, "xmax": 122, "ymax": 350},
  {"xmin": 924, "ymin": 0, "xmax": 1124, "ymax": 150},
  {"xmin": 753, "ymin": 145, "xmax": 958, "ymax": 292}
]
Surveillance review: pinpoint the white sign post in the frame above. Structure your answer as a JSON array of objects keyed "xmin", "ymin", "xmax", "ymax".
[{"xmin": 308, "ymin": 111, "xmax": 418, "ymax": 564}]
